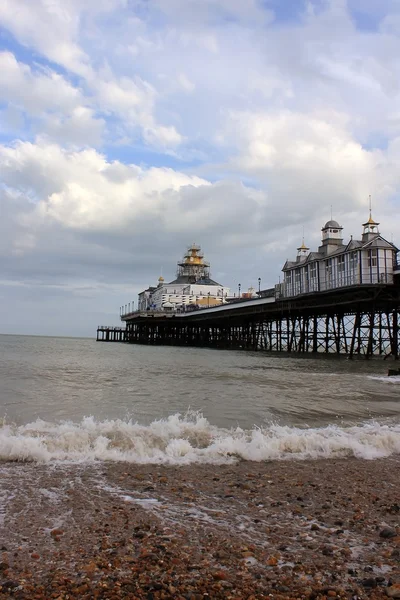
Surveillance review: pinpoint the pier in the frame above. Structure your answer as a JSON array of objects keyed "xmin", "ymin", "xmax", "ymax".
[
  {"xmin": 98, "ymin": 283, "xmax": 400, "ymax": 358},
  {"xmin": 96, "ymin": 214, "xmax": 400, "ymax": 358}
]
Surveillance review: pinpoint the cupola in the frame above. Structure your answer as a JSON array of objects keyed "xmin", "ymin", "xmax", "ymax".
[
  {"xmin": 362, "ymin": 212, "xmax": 380, "ymax": 242},
  {"xmin": 318, "ymin": 218, "xmax": 344, "ymax": 255},
  {"xmin": 297, "ymin": 239, "xmax": 310, "ymax": 262}
]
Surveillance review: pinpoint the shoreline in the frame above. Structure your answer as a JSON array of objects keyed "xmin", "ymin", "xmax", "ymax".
[{"xmin": 0, "ymin": 457, "xmax": 399, "ymax": 598}]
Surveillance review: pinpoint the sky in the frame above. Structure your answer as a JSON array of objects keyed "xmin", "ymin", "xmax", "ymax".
[{"xmin": 1, "ymin": 0, "xmax": 400, "ymax": 337}]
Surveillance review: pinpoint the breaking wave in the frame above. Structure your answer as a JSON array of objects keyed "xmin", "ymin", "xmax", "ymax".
[{"xmin": 0, "ymin": 412, "xmax": 399, "ymax": 464}]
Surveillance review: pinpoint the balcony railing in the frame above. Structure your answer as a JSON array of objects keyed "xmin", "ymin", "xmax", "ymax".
[{"xmin": 281, "ymin": 272, "xmax": 394, "ymax": 298}]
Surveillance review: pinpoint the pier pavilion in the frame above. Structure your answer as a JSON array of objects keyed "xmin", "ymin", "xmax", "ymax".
[
  {"xmin": 281, "ymin": 213, "xmax": 397, "ymax": 298},
  {"xmin": 137, "ymin": 244, "xmax": 230, "ymax": 312}
]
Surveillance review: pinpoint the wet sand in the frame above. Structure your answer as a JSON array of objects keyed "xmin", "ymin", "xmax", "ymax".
[{"xmin": 0, "ymin": 457, "xmax": 399, "ymax": 599}]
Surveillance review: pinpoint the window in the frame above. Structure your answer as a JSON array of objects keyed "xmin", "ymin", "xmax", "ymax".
[
  {"xmin": 295, "ymin": 269, "xmax": 301, "ymax": 283},
  {"xmin": 286, "ymin": 272, "xmax": 292, "ymax": 283},
  {"xmin": 369, "ymin": 249, "xmax": 378, "ymax": 267},
  {"xmin": 350, "ymin": 251, "xmax": 358, "ymax": 269},
  {"xmin": 310, "ymin": 263, "xmax": 317, "ymax": 278},
  {"xmin": 326, "ymin": 259, "xmax": 332, "ymax": 276},
  {"xmin": 338, "ymin": 255, "xmax": 345, "ymax": 273}
]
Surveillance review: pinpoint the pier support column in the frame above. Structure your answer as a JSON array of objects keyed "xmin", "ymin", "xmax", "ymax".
[{"xmin": 392, "ymin": 310, "xmax": 399, "ymax": 359}]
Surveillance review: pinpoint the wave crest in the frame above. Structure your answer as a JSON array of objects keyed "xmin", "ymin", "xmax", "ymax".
[{"xmin": 0, "ymin": 412, "xmax": 399, "ymax": 464}]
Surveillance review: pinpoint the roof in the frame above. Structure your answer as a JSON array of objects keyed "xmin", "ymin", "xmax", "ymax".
[
  {"xmin": 194, "ymin": 277, "xmax": 221, "ymax": 286},
  {"xmin": 168, "ymin": 276, "xmax": 222, "ymax": 286},
  {"xmin": 168, "ymin": 275, "xmax": 193, "ymax": 284},
  {"xmin": 323, "ymin": 220, "xmax": 342, "ymax": 229}
]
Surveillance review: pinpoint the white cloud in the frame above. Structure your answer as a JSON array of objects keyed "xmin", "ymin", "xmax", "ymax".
[
  {"xmin": 93, "ymin": 75, "xmax": 183, "ymax": 147},
  {"xmin": 177, "ymin": 73, "xmax": 195, "ymax": 93},
  {"xmin": 0, "ymin": 51, "xmax": 81, "ymax": 114},
  {"xmin": 0, "ymin": 51, "xmax": 104, "ymax": 146},
  {"xmin": 0, "ymin": 141, "xmax": 208, "ymax": 234},
  {"xmin": 223, "ymin": 110, "xmax": 386, "ymax": 215},
  {"xmin": 0, "ymin": 0, "xmax": 91, "ymax": 76},
  {"xmin": 0, "ymin": 3, "xmax": 184, "ymax": 148},
  {"xmin": 42, "ymin": 107, "xmax": 104, "ymax": 147},
  {"xmin": 152, "ymin": 0, "xmax": 273, "ymax": 26}
]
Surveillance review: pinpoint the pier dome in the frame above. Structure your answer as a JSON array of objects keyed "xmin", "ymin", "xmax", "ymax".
[
  {"xmin": 320, "ymin": 218, "xmax": 343, "ymax": 253},
  {"xmin": 323, "ymin": 220, "xmax": 340, "ymax": 229}
]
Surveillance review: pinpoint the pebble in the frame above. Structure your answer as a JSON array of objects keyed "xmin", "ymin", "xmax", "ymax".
[
  {"xmin": 387, "ymin": 584, "xmax": 400, "ymax": 599},
  {"xmin": 380, "ymin": 527, "xmax": 397, "ymax": 539}
]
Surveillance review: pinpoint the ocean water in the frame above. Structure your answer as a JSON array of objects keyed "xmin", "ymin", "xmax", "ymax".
[{"xmin": 0, "ymin": 334, "xmax": 399, "ymax": 464}]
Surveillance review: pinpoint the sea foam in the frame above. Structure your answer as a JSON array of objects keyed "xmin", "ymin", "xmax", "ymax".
[
  {"xmin": 368, "ymin": 375, "xmax": 400, "ymax": 383},
  {"xmin": 0, "ymin": 412, "xmax": 399, "ymax": 464}
]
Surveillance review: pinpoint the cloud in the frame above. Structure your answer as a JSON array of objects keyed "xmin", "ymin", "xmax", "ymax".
[
  {"xmin": 0, "ymin": 51, "xmax": 104, "ymax": 146},
  {"xmin": 0, "ymin": 140, "xmax": 269, "ymax": 240},
  {"xmin": 0, "ymin": 0, "xmax": 91, "ymax": 76},
  {"xmin": 0, "ymin": 51, "xmax": 81, "ymax": 114},
  {"xmin": 152, "ymin": 0, "xmax": 274, "ymax": 26},
  {"xmin": 0, "ymin": 4, "xmax": 184, "ymax": 148},
  {"xmin": 224, "ymin": 110, "xmax": 381, "ymax": 203},
  {"xmin": 0, "ymin": 0, "xmax": 126, "ymax": 77}
]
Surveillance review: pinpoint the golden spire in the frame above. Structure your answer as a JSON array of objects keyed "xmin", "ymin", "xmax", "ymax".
[
  {"xmin": 368, "ymin": 194, "xmax": 378, "ymax": 224},
  {"xmin": 297, "ymin": 228, "xmax": 309, "ymax": 252}
]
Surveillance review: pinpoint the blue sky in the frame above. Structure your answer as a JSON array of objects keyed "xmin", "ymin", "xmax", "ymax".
[{"xmin": 1, "ymin": 0, "xmax": 400, "ymax": 336}]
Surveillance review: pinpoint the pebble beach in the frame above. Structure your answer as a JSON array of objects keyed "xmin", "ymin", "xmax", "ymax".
[{"xmin": 0, "ymin": 457, "xmax": 399, "ymax": 599}]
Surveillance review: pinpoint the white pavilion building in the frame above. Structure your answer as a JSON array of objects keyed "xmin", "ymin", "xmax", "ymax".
[
  {"xmin": 138, "ymin": 244, "xmax": 230, "ymax": 311},
  {"xmin": 281, "ymin": 212, "xmax": 398, "ymax": 298}
]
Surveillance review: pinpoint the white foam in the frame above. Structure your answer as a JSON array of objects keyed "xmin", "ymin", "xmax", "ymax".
[
  {"xmin": 368, "ymin": 375, "xmax": 400, "ymax": 383},
  {"xmin": 0, "ymin": 412, "xmax": 399, "ymax": 464}
]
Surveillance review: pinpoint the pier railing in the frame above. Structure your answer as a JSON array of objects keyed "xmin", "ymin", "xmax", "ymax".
[{"xmin": 281, "ymin": 273, "xmax": 395, "ymax": 298}]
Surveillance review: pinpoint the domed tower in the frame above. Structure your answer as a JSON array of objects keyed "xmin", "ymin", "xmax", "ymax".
[
  {"xmin": 174, "ymin": 244, "xmax": 211, "ymax": 284},
  {"xmin": 318, "ymin": 219, "xmax": 344, "ymax": 255},
  {"xmin": 157, "ymin": 276, "xmax": 164, "ymax": 287}
]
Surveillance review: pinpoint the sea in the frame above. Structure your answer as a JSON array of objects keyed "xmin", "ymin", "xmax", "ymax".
[{"xmin": 0, "ymin": 333, "xmax": 399, "ymax": 465}]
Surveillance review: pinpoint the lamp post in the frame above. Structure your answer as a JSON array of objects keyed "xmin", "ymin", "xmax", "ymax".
[
  {"xmin": 238, "ymin": 283, "xmax": 241, "ymax": 298},
  {"xmin": 258, "ymin": 277, "xmax": 261, "ymax": 294},
  {"xmin": 207, "ymin": 291, "xmax": 210, "ymax": 308}
]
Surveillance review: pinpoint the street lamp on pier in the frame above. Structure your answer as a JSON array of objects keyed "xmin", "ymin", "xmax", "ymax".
[
  {"xmin": 258, "ymin": 277, "xmax": 261, "ymax": 294},
  {"xmin": 207, "ymin": 291, "xmax": 211, "ymax": 308},
  {"xmin": 238, "ymin": 283, "xmax": 241, "ymax": 298}
]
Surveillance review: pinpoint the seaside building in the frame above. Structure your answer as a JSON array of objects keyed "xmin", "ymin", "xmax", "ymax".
[
  {"xmin": 281, "ymin": 212, "xmax": 398, "ymax": 297},
  {"xmin": 138, "ymin": 244, "xmax": 230, "ymax": 311}
]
